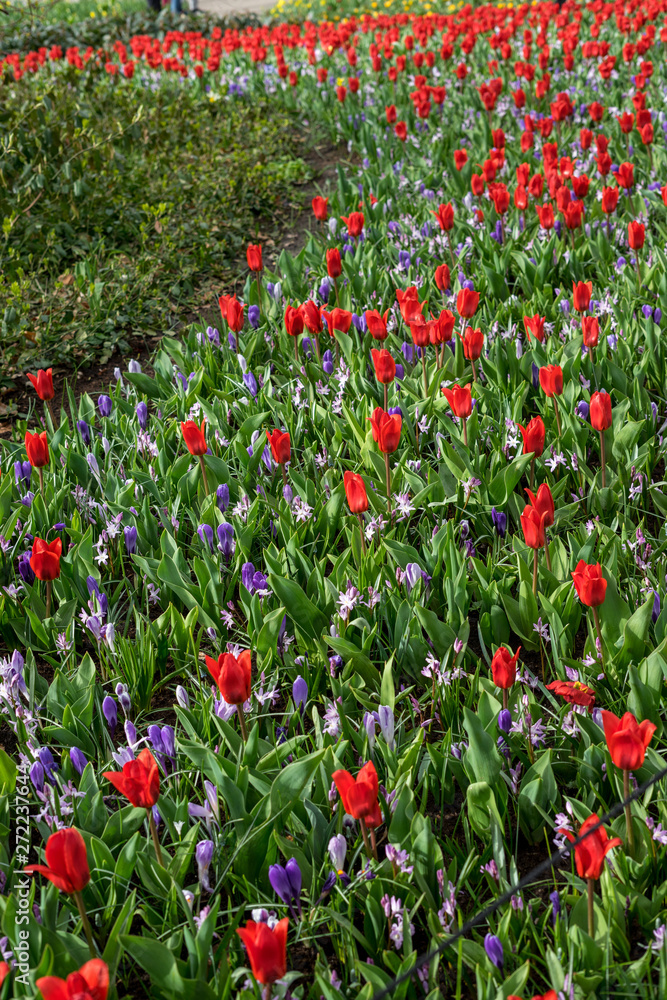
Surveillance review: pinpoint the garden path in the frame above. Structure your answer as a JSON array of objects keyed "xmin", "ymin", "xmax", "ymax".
[{"xmin": 196, "ymin": 0, "xmax": 275, "ymax": 15}]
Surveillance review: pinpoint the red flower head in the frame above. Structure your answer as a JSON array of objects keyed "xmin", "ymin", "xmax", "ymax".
[
  {"xmin": 490, "ymin": 185, "xmax": 510, "ymax": 215},
  {"xmin": 226, "ymin": 296, "xmax": 244, "ymax": 333},
  {"xmin": 517, "ymin": 416, "xmax": 545, "ymax": 456},
  {"xmin": 432, "ymin": 202, "xmax": 455, "ymax": 231},
  {"xmin": 434, "ymin": 264, "xmax": 451, "ymax": 291},
  {"xmin": 341, "ymin": 212, "xmax": 364, "ymax": 238},
  {"xmin": 25, "ymin": 827, "xmax": 90, "ymax": 894},
  {"xmin": 454, "ymin": 149, "xmax": 468, "ymax": 171},
  {"xmin": 266, "ymin": 429, "xmax": 291, "ymax": 465},
  {"xmin": 343, "ymin": 471, "xmax": 368, "ymax": 514},
  {"xmin": 205, "ymin": 650, "xmax": 252, "ymax": 705},
  {"xmin": 394, "ymin": 121, "xmax": 407, "ymax": 142},
  {"xmin": 523, "ymin": 314, "xmax": 545, "ymax": 343},
  {"xmin": 326, "ymin": 248, "xmax": 342, "ymax": 279},
  {"xmin": 365, "ymin": 309, "xmax": 389, "ymax": 341},
  {"xmin": 520, "ymin": 503, "xmax": 547, "ymax": 549},
  {"xmin": 616, "ymin": 162, "xmax": 634, "ymax": 189},
  {"xmin": 628, "ymin": 221, "xmax": 645, "ymax": 250},
  {"xmin": 564, "ymin": 201, "xmax": 583, "ymax": 231},
  {"xmin": 600, "ymin": 186, "xmax": 619, "ymax": 214},
  {"xmin": 433, "ymin": 309, "xmax": 455, "ymax": 344},
  {"xmin": 539, "ymin": 364, "xmax": 563, "ymax": 397},
  {"xmin": 602, "ymin": 710, "xmax": 656, "ymax": 771},
  {"xmin": 524, "ymin": 483, "xmax": 554, "ymax": 528},
  {"xmin": 371, "ymin": 349, "xmax": 396, "ymax": 385},
  {"xmin": 324, "ymin": 308, "xmax": 353, "ymax": 334},
  {"xmin": 547, "ymin": 679, "xmax": 596, "ymax": 709},
  {"xmin": 385, "ymin": 104, "xmax": 397, "ymax": 124},
  {"xmin": 37, "ymin": 959, "xmax": 109, "ymax": 1000},
  {"xmin": 312, "ymin": 196, "xmax": 328, "ymax": 221},
  {"xmin": 284, "ymin": 305, "xmax": 304, "ymax": 339},
  {"xmin": 301, "ymin": 300, "xmax": 323, "ymax": 335},
  {"xmin": 25, "ymin": 430, "xmax": 49, "ymax": 469},
  {"xmin": 396, "ymin": 287, "xmax": 424, "ymax": 325},
  {"xmin": 491, "ymin": 645, "xmax": 521, "ymax": 689},
  {"xmin": 581, "ymin": 316, "xmax": 599, "ymax": 348},
  {"xmin": 181, "ymin": 419, "xmax": 207, "ymax": 456},
  {"xmin": 590, "ymin": 390, "xmax": 612, "ymax": 431},
  {"xmin": 571, "ymin": 560, "xmax": 607, "ymax": 607},
  {"xmin": 558, "ymin": 814, "xmax": 622, "ymax": 880},
  {"xmin": 30, "ymin": 537, "xmax": 62, "ymax": 582},
  {"xmin": 332, "ymin": 761, "xmax": 382, "ymax": 826},
  {"xmin": 368, "ymin": 407, "xmax": 401, "ymax": 454},
  {"xmin": 442, "ymin": 384, "xmax": 472, "ymax": 419},
  {"xmin": 246, "ymin": 244, "xmax": 263, "ymax": 272},
  {"xmin": 237, "ymin": 918, "xmax": 288, "ymax": 985},
  {"xmin": 456, "ymin": 288, "xmax": 480, "ymax": 319},
  {"xmin": 409, "ymin": 317, "xmax": 430, "ymax": 348},
  {"xmin": 27, "ymin": 368, "xmax": 54, "ymax": 401},
  {"xmin": 572, "ymin": 280, "xmax": 592, "ymax": 313},
  {"xmin": 459, "ymin": 326, "xmax": 484, "ymax": 361},
  {"xmin": 536, "ymin": 203, "xmax": 555, "ymax": 229},
  {"xmin": 103, "ymin": 748, "xmax": 160, "ymax": 808},
  {"xmin": 0, "ymin": 964, "xmax": 8, "ymax": 990}
]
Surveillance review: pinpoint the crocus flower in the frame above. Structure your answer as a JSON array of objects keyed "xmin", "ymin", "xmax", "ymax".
[
  {"xmin": 484, "ymin": 934, "xmax": 503, "ymax": 969},
  {"xmin": 36, "ymin": 959, "xmax": 109, "ymax": 1000},
  {"xmin": 25, "ymin": 431, "xmax": 49, "ymax": 469},
  {"xmin": 136, "ymin": 402, "xmax": 148, "ymax": 429},
  {"xmin": 103, "ymin": 748, "xmax": 160, "ymax": 808},
  {"xmin": 237, "ymin": 918, "xmax": 288, "ymax": 985},
  {"xmin": 292, "ymin": 676, "xmax": 308, "ymax": 711},
  {"xmin": 124, "ymin": 526, "xmax": 137, "ymax": 555},
  {"xmin": 25, "ymin": 827, "xmax": 90, "ymax": 893},
  {"xmin": 601, "ymin": 711, "xmax": 656, "ymax": 771},
  {"xmin": 30, "ymin": 538, "xmax": 61, "ymax": 581},
  {"xmin": 102, "ymin": 696, "xmax": 117, "ymax": 733},
  {"xmin": 181, "ymin": 419, "xmax": 207, "ymax": 456},
  {"xmin": 571, "ymin": 561, "xmax": 607, "ymax": 607},
  {"xmin": 27, "ymin": 368, "xmax": 54, "ymax": 401},
  {"xmin": 205, "ymin": 650, "xmax": 252, "ymax": 705},
  {"xmin": 332, "ymin": 761, "xmax": 382, "ymax": 826},
  {"xmin": 216, "ymin": 484, "xmax": 230, "ymax": 512},
  {"xmin": 269, "ymin": 859, "xmax": 302, "ymax": 915},
  {"xmin": 97, "ymin": 395, "xmax": 112, "ymax": 417},
  {"xmin": 491, "ymin": 507, "xmax": 506, "ymax": 537},
  {"xmin": 70, "ymin": 748, "xmax": 88, "ymax": 775},
  {"xmin": 558, "ymin": 814, "xmax": 622, "ymax": 880},
  {"xmin": 196, "ymin": 840, "xmax": 215, "ymax": 891}
]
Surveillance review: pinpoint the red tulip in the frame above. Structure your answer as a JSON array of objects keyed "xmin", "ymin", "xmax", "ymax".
[
  {"xmin": 491, "ymin": 645, "xmax": 520, "ymax": 689},
  {"xmin": 385, "ymin": 104, "xmax": 397, "ymax": 124},
  {"xmin": 237, "ymin": 918, "xmax": 288, "ymax": 985},
  {"xmin": 547, "ymin": 679, "xmax": 596, "ymax": 709},
  {"xmin": 456, "ymin": 288, "xmax": 480, "ymax": 318},
  {"xmin": 205, "ymin": 650, "xmax": 252, "ymax": 705},
  {"xmin": 37, "ymin": 959, "xmax": 109, "ymax": 1000},
  {"xmin": 459, "ymin": 326, "xmax": 483, "ymax": 361},
  {"xmin": 312, "ymin": 196, "xmax": 328, "ymax": 221},
  {"xmin": 181, "ymin": 419, "xmax": 207, "ymax": 456},
  {"xmin": 27, "ymin": 368, "xmax": 54, "ymax": 401},
  {"xmin": 590, "ymin": 391, "xmax": 612, "ymax": 431},
  {"xmin": 433, "ymin": 202, "xmax": 454, "ymax": 231},
  {"xmin": 332, "ymin": 761, "xmax": 382, "ymax": 826},
  {"xmin": 284, "ymin": 305, "xmax": 304, "ymax": 338},
  {"xmin": 343, "ymin": 471, "xmax": 368, "ymax": 513},
  {"xmin": 434, "ymin": 264, "xmax": 451, "ymax": 291},
  {"xmin": 572, "ymin": 280, "xmax": 592, "ymax": 312},
  {"xmin": 326, "ymin": 249, "xmax": 342, "ymax": 279},
  {"xmin": 558, "ymin": 814, "xmax": 622, "ymax": 880},
  {"xmin": 524, "ymin": 483, "xmax": 554, "ymax": 528},
  {"xmin": 433, "ymin": 309, "xmax": 455, "ymax": 343},
  {"xmin": 25, "ymin": 430, "xmax": 49, "ymax": 468},
  {"xmin": 581, "ymin": 316, "xmax": 599, "ymax": 348},
  {"xmin": 25, "ymin": 827, "xmax": 90, "ymax": 894},
  {"xmin": 442, "ymin": 384, "xmax": 472, "ymax": 418},
  {"xmin": 341, "ymin": 212, "xmax": 364, "ymax": 238},
  {"xmin": 246, "ymin": 244, "xmax": 263, "ymax": 272},
  {"xmin": 616, "ymin": 162, "xmax": 634, "ymax": 189},
  {"xmin": 454, "ymin": 149, "xmax": 468, "ymax": 170},
  {"xmin": 628, "ymin": 221, "xmax": 645, "ymax": 250},
  {"xmin": 368, "ymin": 407, "xmax": 401, "ymax": 454},
  {"xmin": 396, "ymin": 286, "xmax": 423, "ymax": 324},
  {"xmin": 523, "ymin": 314, "xmax": 545, "ymax": 343},
  {"xmin": 371, "ymin": 349, "xmax": 396, "ymax": 384},
  {"xmin": 602, "ymin": 710, "xmax": 656, "ymax": 771},
  {"xmin": 517, "ymin": 416, "xmax": 545, "ymax": 456},
  {"xmin": 301, "ymin": 300, "xmax": 323, "ymax": 335},
  {"xmin": 536, "ymin": 203, "xmax": 554, "ymax": 229},
  {"xmin": 520, "ymin": 503, "xmax": 546, "ymax": 548},
  {"xmin": 365, "ymin": 309, "xmax": 390, "ymax": 341},
  {"xmin": 571, "ymin": 560, "xmax": 607, "ymax": 607},
  {"xmin": 394, "ymin": 121, "xmax": 407, "ymax": 142},
  {"xmin": 601, "ymin": 187, "xmax": 619, "ymax": 213},
  {"xmin": 266, "ymin": 429, "xmax": 291, "ymax": 465},
  {"xmin": 539, "ymin": 364, "xmax": 563, "ymax": 397},
  {"xmin": 409, "ymin": 317, "xmax": 430, "ymax": 348},
  {"xmin": 226, "ymin": 296, "xmax": 244, "ymax": 333},
  {"xmin": 30, "ymin": 537, "xmax": 62, "ymax": 582},
  {"xmin": 103, "ymin": 748, "xmax": 160, "ymax": 808}
]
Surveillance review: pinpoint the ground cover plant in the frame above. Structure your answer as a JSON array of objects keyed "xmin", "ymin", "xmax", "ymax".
[{"xmin": 2, "ymin": 0, "xmax": 667, "ymax": 998}]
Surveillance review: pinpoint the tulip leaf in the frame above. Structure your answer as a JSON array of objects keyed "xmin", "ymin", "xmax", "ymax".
[
  {"xmin": 267, "ymin": 573, "xmax": 328, "ymax": 643},
  {"xmin": 270, "ymin": 748, "xmax": 325, "ymax": 818},
  {"xmin": 462, "ymin": 708, "xmax": 502, "ymax": 786},
  {"xmin": 120, "ymin": 935, "xmax": 186, "ymax": 992}
]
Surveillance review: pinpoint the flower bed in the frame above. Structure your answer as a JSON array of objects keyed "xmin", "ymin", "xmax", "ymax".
[{"xmin": 3, "ymin": 1, "xmax": 667, "ymax": 998}]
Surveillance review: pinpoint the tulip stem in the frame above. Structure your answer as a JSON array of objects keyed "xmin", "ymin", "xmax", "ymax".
[
  {"xmin": 592, "ymin": 607, "xmax": 606, "ymax": 674},
  {"xmin": 532, "ymin": 549, "xmax": 539, "ymax": 597},
  {"xmin": 623, "ymin": 769, "xmax": 635, "ymax": 856},
  {"xmin": 314, "ymin": 334, "xmax": 321, "ymax": 363},
  {"xmin": 45, "ymin": 580, "xmax": 52, "ymax": 619},
  {"xmin": 385, "ymin": 453, "xmax": 392, "ymax": 514},
  {"xmin": 281, "ymin": 465, "xmax": 288, "ymax": 489},
  {"xmin": 198, "ymin": 455, "xmax": 210, "ymax": 496},
  {"xmin": 359, "ymin": 818, "xmax": 372, "ymax": 859},
  {"xmin": 422, "ymin": 353, "xmax": 429, "ymax": 397},
  {"xmin": 263, "ymin": 986, "xmax": 272, "ymax": 1000},
  {"xmin": 237, "ymin": 703, "xmax": 249, "ymax": 743},
  {"xmin": 553, "ymin": 397, "xmax": 562, "ymax": 438},
  {"xmin": 294, "ymin": 336, "xmax": 299, "ymax": 368},
  {"xmin": 256, "ymin": 273, "xmax": 262, "ymax": 314},
  {"xmin": 370, "ymin": 827, "xmax": 379, "ymax": 861},
  {"xmin": 599, "ymin": 431, "xmax": 606, "ymax": 488},
  {"xmin": 544, "ymin": 540, "xmax": 552, "ymax": 573},
  {"xmin": 384, "ymin": 384, "xmax": 388, "ymax": 413},
  {"xmin": 462, "ymin": 416, "xmax": 468, "ymax": 448},
  {"xmin": 447, "ymin": 233, "xmax": 456, "ymax": 273},
  {"xmin": 148, "ymin": 809, "xmax": 163, "ymax": 866},
  {"xmin": 38, "ymin": 467, "xmax": 44, "ymax": 494},
  {"xmin": 471, "ymin": 358, "xmax": 477, "ymax": 383},
  {"xmin": 502, "ymin": 689, "xmax": 508, "ymax": 712},
  {"xmin": 74, "ymin": 891, "xmax": 97, "ymax": 958},
  {"xmin": 47, "ymin": 399, "xmax": 56, "ymax": 427},
  {"xmin": 357, "ymin": 514, "xmax": 367, "ymax": 556},
  {"xmin": 587, "ymin": 878, "xmax": 595, "ymax": 938}
]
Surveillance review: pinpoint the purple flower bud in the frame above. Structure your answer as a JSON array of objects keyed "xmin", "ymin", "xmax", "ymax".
[
  {"xmin": 77, "ymin": 420, "xmax": 91, "ymax": 446},
  {"xmin": 98, "ymin": 395, "xmax": 113, "ymax": 417},
  {"xmin": 283, "ymin": 484, "xmax": 293, "ymax": 504},
  {"xmin": 243, "ymin": 372, "xmax": 258, "ymax": 397},
  {"xmin": 248, "ymin": 305, "xmax": 260, "ymax": 330},
  {"xmin": 217, "ymin": 522, "xmax": 234, "ymax": 559},
  {"xmin": 241, "ymin": 562, "xmax": 256, "ymax": 592},
  {"xmin": 269, "ymin": 864, "xmax": 293, "ymax": 905},
  {"xmin": 86, "ymin": 453, "xmax": 99, "ymax": 476},
  {"xmin": 18, "ymin": 550, "xmax": 35, "ymax": 585},
  {"xmin": 498, "ymin": 709, "xmax": 512, "ymax": 733},
  {"xmin": 37, "ymin": 746, "xmax": 57, "ymax": 781},
  {"xmin": 30, "ymin": 761, "xmax": 45, "ymax": 792},
  {"xmin": 216, "ymin": 484, "xmax": 230, "ymax": 512},
  {"xmin": 148, "ymin": 725, "xmax": 165, "ymax": 755},
  {"xmin": 388, "ymin": 406, "xmax": 403, "ymax": 417},
  {"xmin": 576, "ymin": 400, "xmax": 590, "ymax": 421},
  {"xmin": 652, "ymin": 591, "xmax": 660, "ymax": 624},
  {"xmin": 285, "ymin": 857, "xmax": 302, "ymax": 910},
  {"xmin": 197, "ymin": 524, "xmax": 215, "ymax": 552},
  {"xmin": 161, "ymin": 725, "xmax": 175, "ymax": 758},
  {"xmin": 128, "ymin": 360, "xmax": 142, "ymax": 374},
  {"xmin": 136, "ymin": 402, "xmax": 149, "ymax": 430},
  {"xmin": 531, "ymin": 362, "xmax": 540, "ymax": 389},
  {"xmin": 318, "ymin": 279, "xmax": 331, "ymax": 301},
  {"xmin": 14, "ymin": 461, "xmax": 32, "ymax": 489},
  {"xmin": 550, "ymin": 890, "xmax": 561, "ymax": 924},
  {"xmin": 654, "ymin": 307, "xmax": 662, "ymax": 324},
  {"xmin": 124, "ymin": 526, "xmax": 138, "ymax": 555},
  {"xmin": 116, "ymin": 683, "xmax": 131, "ymax": 715},
  {"xmin": 394, "ymin": 363, "xmax": 405, "ymax": 380},
  {"xmin": 322, "ymin": 349, "xmax": 334, "ymax": 375},
  {"xmin": 196, "ymin": 839, "xmax": 214, "ymax": 890},
  {"xmin": 124, "ymin": 720, "xmax": 137, "ymax": 747},
  {"xmin": 176, "ymin": 685, "xmax": 189, "ymax": 709},
  {"xmin": 642, "ymin": 304, "xmax": 653, "ymax": 319},
  {"xmin": 292, "ymin": 675, "xmax": 308, "ymax": 710},
  {"xmin": 401, "ymin": 341, "xmax": 415, "ymax": 364},
  {"xmin": 491, "ymin": 507, "xmax": 506, "ymax": 538},
  {"xmin": 484, "ymin": 934, "xmax": 504, "ymax": 969},
  {"xmin": 102, "ymin": 696, "xmax": 117, "ymax": 733},
  {"xmin": 70, "ymin": 747, "xmax": 88, "ymax": 775}
]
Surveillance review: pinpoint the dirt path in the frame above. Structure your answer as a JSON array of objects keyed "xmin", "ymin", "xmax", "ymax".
[{"xmin": 195, "ymin": 0, "xmax": 275, "ymax": 16}]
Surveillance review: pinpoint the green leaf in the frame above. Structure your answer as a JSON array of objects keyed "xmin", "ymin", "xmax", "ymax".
[
  {"xmin": 267, "ymin": 574, "xmax": 328, "ymax": 642},
  {"xmin": 462, "ymin": 708, "xmax": 502, "ymax": 785},
  {"xmin": 270, "ymin": 749, "xmax": 325, "ymax": 818}
]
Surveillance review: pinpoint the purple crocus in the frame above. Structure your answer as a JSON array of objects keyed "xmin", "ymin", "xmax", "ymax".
[
  {"xmin": 18, "ymin": 551, "xmax": 35, "ymax": 585},
  {"xmin": 98, "ymin": 395, "xmax": 113, "ymax": 417},
  {"xmin": 70, "ymin": 747, "xmax": 88, "ymax": 776},
  {"xmin": 102, "ymin": 696, "xmax": 117, "ymax": 734},
  {"xmin": 248, "ymin": 305, "xmax": 260, "ymax": 330},
  {"xmin": 136, "ymin": 402, "xmax": 149, "ymax": 430},
  {"xmin": 216, "ymin": 484, "xmax": 230, "ymax": 512},
  {"xmin": 491, "ymin": 507, "xmax": 506, "ymax": 538},
  {"xmin": 269, "ymin": 859, "xmax": 302, "ymax": 916},
  {"xmin": 196, "ymin": 840, "xmax": 215, "ymax": 891},
  {"xmin": 77, "ymin": 420, "xmax": 91, "ymax": 446},
  {"xmin": 243, "ymin": 372, "xmax": 258, "ymax": 397},
  {"xmin": 292, "ymin": 675, "xmax": 308, "ymax": 712},
  {"xmin": 14, "ymin": 461, "xmax": 32, "ymax": 490},
  {"xmin": 484, "ymin": 934, "xmax": 504, "ymax": 969},
  {"xmin": 124, "ymin": 526, "xmax": 138, "ymax": 555},
  {"xmin": 197, "ymin": 524, "xmax": 215, "ymax": 553},
  {"xmin": 322, "ymin": 350, "xmax": 334, "ymax": 375},
  {"xmin": 217, "ymin": 522, "xmax": 234, "ymax": 559}
]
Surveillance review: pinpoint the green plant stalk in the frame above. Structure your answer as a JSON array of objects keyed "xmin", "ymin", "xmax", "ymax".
[
  {"xmin": 148, "ymin": 808, "xmax": 163, "ymax": 866},
  {"xmin": 587, "ymin": 878, "xmax": 595, "ymax": 938},
  {"xmin": 357, "ymin": 514, "xmax": 367, "ymax": 556},
  {"xmin": 600, "ymin": 431, "xmax": 606, "ymax": 488},
  {"xmin": 385, "ymin": 453, "xmax": 391, "ymax": 514},
  {"xmin": 553, "ymin": 396, "xmax": 561, "ymax": 438},
  {"xmin": 198, "ymin": 455, "xmax": 210, "ymax": 495},
  {"xmin": 624, "ymin": 769, "xmax": 635, "ymax": 856},
  {"xmin": 74, "ymin": 891, "xmax": 96, "ymax": 958},
  {"xmin": 45, "ymin": 579, "xmax": 52, "ymax": 619},
  {"xmin": 592, "ymin": 607, "xmax": 606, "ymax": 674},
  {"xmin": 237, "ymin": 703, "xmax": 248, "ymax": 743}
]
